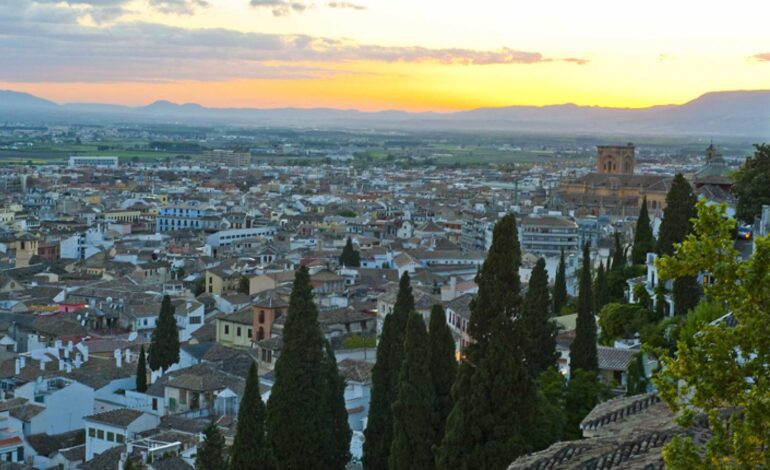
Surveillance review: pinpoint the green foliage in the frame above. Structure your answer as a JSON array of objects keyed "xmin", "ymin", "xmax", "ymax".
[
  {"xmin": 552, "ymin": 248, "xmax": 568, "ymax": 315},
  {"xmin": 193, "ymin": 276, "xmax": 205, "ymax": 296},
  {"xmin": 266, "ymin": 267, "xmax": 337, "ymax": 469},
  {"xmin": 238, "ymin": 275, "xmax": 250, "ymax": 295},
  {"xmin": 230, "ymin": 363, "xmax": 274, "ymax": 470},
  {"xmin": 196, "ymin": 421, "xmax": 226, "ymax": 470},
  {"xmin": 340, "ymin": 333, "xmax": 376, "ymax": 349},
  {"xmin": 428, "ymin": 305, "xmax": 456, "ymax": 444},
  {"xmin": 625, "ymin": 352, "xmax": 649, "ymax": 396},
  {"xmin": 640, "ymin": 317, "xmax": 681, "ymax": 357},
  {"xmin": 363, "ymin": 272, "xmax": 413, "ymax": 470},
  {"xmin": 532, "ymin": 368, "xmax": 568, "ymax": 451},
  {"xmin": 605, "ymin": 264, "xmax": 646, "ymax": 304},
  {"xmin": 564, "ymin": 370, "xmax": 610, "ymax": 440},
  {"xmin": 570, "ymin": 243, "xmax": 597, "ymax": 373},
  {"xmin": 655, "ymin": 200, "xmax": 770, "ymax": 467},
  {"xmin": 323, "ymin": 341, "xmax": 353, "ymax": 470},
  {"xmin": 389, "ymin": 313, "xmax": 436, "ymax": 470},
  {"xmin": 631, "ymin": 196, "xmax": 656, "ymax": 265},
  {"xmin": 337, "ymin": 209, "xmax": 357, "ymax": 218},
  {"xmin": 677, "ymin": 299, "xmax": 725, "ymax": 347},
  {"xmin": 135, "ymin": 345, "xmax": 147, "ymax": 393},
  {"xmin": 597, "ymin": 303, "xmax": 651, "ymax": 345},
  {"xmin": 148, "ymin": 295, "xmax": 180, "ymax": 372},
  {"xmin": 437, "ymin": 215, "xmax": 534, "ymax": 469},
  {"xmin": 656, "ymin": 173, "xmax": 697, "ymax": 256},
  {"xmin": 653, "ymin": 284, "xmax": 667, "ymax": 322},
  {"xmin": 522, "ymin": 258, "xmax": 558, "ymax": 376},
  {"xmin": 611, "ymin": 232, "xmax": 627, "ymax": 271},
  {"xmin": 339, "ymin": 237, "xmax": 361, "ymax": 267},
  {"xmin": 672, "ymin": 275, "xmax": 701, "ymax": 315},
  {"xmin": 633, "ymin": 284, "xmax": 652, "ymax": 311},
  {"xmin": 733, "ymin": 143, "xmax": 770, "ymax": 223},
  {"xmin": 593, "ymin": 262, "xmax": 608, "ymax": 314}
]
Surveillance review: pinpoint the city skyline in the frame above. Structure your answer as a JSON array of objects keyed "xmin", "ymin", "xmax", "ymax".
[{"xmin": 2, "ymin": 0, "xmax": 770, "ymax": 111}]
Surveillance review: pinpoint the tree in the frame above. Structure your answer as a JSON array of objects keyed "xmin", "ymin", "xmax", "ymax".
[
  {"xmin": 193, "ymin": 276, "xmax": 205, "ymax": 296},
  {"xmin": 230, "ymin": 363, "xmax": 273, "ymax": 470},
  {"xmin": 732, "ymin": 143, "xmax": 770, "ymax": 223},
  {"xmin": 135, "ymin": 345, "xmax": 147, "ymax": 393},
  {"xmin": 564, "ymin": 370, "xmax": 610, "ymax": 440},
  {"xmin": 428, "ymin": 305, "xmax": 456, "ymax": 444},
  {"xmin": 625, "ymin": 352, "xmax": 648, "ymax": 396},
  {"xmin": 570, "ymin": 243, "xmax": 597, "ymax": 373},
  {"xmin": 611, "ymin": 232, "xmax": 626, "ymax": 271},
  {"xmin": 238, "ymin": 275, "xmax": 250, "ymax": 295},
  {"xmin": 522, "ymin": 258, "xmax": 558, "ymax": 376},
  {"xmin": 266, "ymin": 267, "xmax": 339, "ymax": 469},
  {"xmin": 653, "ymin": 284, "xmax": 667, "ymax": 322},
  {"xmin": 672, "ymin": 275, "xmax": 701, "ymax": 315},
  {"xmin": 196, "ymin": 421, "xmax": 226, "ymax": 470},
  {"xmin": 148, "ymin": 295, "xmax": 180, "ymax": 372},
  {"xmin": 597, "ymin": 303, "xmax": 651, "ymax": 345},
  {"xmin": 631, "ymin": 196, "xmax": 655, "ymax": 265},
  {"xmin": 593, "ymin": 261, "xmax": 608, "ymax": 314},
  {"xmin": 656, "ymin": 173, "xmax": 697, "ymax": 256},
  {"xmin": 363, "ymin": 272, "xmax": 413, "ymax": 470},
  {"xmin": 389, "ymin": 313, "xmax": 435, "ymax": 470},
  {"xmin": 532, "ymin": 368, "xmax": 567, "ymax": 451},
  {"xmin": 633, "ymin": 284, "xmax": 652, "ymax": 311},
  {"xmin": 339, "ymin": 237, "xmax": 361, "ymax": 267},
  {"xmin": 552, "ymin": 248, "xmax": 568, "ymax": 315},
  {"xmin": 437, "ymin": 215, "xmax": 535, "ymax": 469},
  {"xmin": 323, "ymin": 341, "xmax": 352, "ymax": 470},
  {"xmin": 655, "ymin": 200, "xmax": 770, "ymax": 467}
]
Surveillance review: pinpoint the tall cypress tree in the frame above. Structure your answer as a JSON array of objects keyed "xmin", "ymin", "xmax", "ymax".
[
  {"xmin": 656, "ymin": 173, "xmax": 697, "ymax": 256},
  {"xmin": 135, "ymin": 345, "xmax": 147, "ymax": 393},
  {"xmin": 552, "ymin": 248, "xmax": 568, "ymax": 315},
  {"xmin": 323, "ymin": 341, "xmax": 352, "ymax": 470},
  {"xmin": 148, "ymin": 295, "xmax": 180, "ymax": 372},
  {"xmin": 363, "ymin": 272, "xmax": 413, "ymax": 470},
  {"xmin": 196, "ymin": 421, "xmax": 226, "ymax": 470},
  {"xmin": 339, "ymin": 237, "xmax": 361, "ymax": 267},
  {"xmin": 389, "ymin": 313, "xmax": 435, "ymax": 470},
  {"xmin": 437, "ymin": 214, "xmax": 535, "ymax": 469},
  {"xmin": 593, "ymin": 261, "xmax": 608, "ymax": 314},
  {"xmin": 631, "ymin": 196, "xmax": 655, "ymax": 265},
  {"xmin": 522, "ymin": 258, "xmax": 557, "ymax": 376},
  {"xmin": 266, "ymin": 267, "xmax": 331, "ymax": 469},
  {"xmin": 230, "ymin": 362, "xmax": 273, "ymax": 470},
  {"xmin": 428, "ymin": 305, "xmax": 456, "ymax": 445},
  {"xmin": 570, "ymin": 243, "xmax": 598, "ymax": 373},
  {"xmin": 611, "ymin": 232, "xmax": 625, "ymax": 271}
]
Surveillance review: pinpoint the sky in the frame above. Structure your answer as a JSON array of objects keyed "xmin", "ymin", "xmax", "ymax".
[{"xmin": 1, "ymin": 0, "xmax": 769, "ymax": 111}]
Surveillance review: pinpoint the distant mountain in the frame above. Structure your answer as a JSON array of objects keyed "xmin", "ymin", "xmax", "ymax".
[{"xmin": 0, "ymin": 89, "xmax": 768, "ymax": 137}]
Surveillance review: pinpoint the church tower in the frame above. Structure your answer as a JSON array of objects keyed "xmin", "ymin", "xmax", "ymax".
[{"xmin": 597, "ymin": 143, "xmax": 635, "ymax": 174}]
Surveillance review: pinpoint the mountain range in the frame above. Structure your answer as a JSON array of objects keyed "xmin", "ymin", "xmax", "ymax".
[{"xmin": 1, "ymin": 89, "xmax": 768, "ymax": 138}]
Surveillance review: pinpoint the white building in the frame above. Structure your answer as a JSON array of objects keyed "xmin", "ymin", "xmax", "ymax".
[
  {"xmin": 68, "ymin": 156, "xmax": 119, "ymax": 168},
  {"xmin": 12, "ymin": 376, "xmax": 95, "ymax": 435},
  {"xmin": 84, "ymin": 409, "xmax": 158, "ymax": 461}
]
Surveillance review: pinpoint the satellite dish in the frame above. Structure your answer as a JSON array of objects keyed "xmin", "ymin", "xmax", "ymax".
[{"xmin": 128, "ymin": 332, "xmax": 138, "ymax": 342}]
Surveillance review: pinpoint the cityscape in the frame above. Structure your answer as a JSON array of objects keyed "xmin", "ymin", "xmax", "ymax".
[{"xmin": 0, "ymin": 1, "xmax": 769, "ymax": 469}]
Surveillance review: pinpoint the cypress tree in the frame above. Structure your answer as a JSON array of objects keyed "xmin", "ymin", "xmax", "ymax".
[
  {"xmin": 323, "ymin": 341, "xmax": 352, "ymax": 470},
  {"xmin": 593, "ymin": 261, "xmax": 608, "ymax": 314},
  {"xmin": 230, "ymin": 362, "xmax": 274, "ymax": 470},
  {"xmin": 570, "ymin": 243, "xmax": 598, "ymax": 373},
  {"xmin": 533, "ymin": 368, "xmax": 567, "ymax": 451},
  {"xmin": 552, "ymin": 248, "xmax": 568, "ymax": 315},
  {"xmin": 135, "ymin": 345, "xmax": 147, "ymax": 393},
  {"xmin": 672, "ymin": 276, "xmax": 701, "ymax": 315},
  {"xmin": 611, "ymin": 232, "xmax": 625, "ymax": 271},
  {"xmin": 266, "ymin": 267, "xmax": 330, "ymax": 469},
  {"xmin": 625, "ymin": 352, "xmax": 649, "ymax": 396},
  {"xmin": 564, "ymin": 370, "xmax": 606, "ymax": 440},
  {"xmin": 656, "ymin": 173, "xmax": 697, "ymax": 256},
  {"xmin": 522, "ymin": 258, "xmax": 558, "ymax": 376},
  {"xmin": 339, "ymin": 237, "xmax": 361, "ymax": 267},
  {"xmin": 389, "ymin": 313, "xmax": 435, "ymax": 470},
  {"xmin": 653, "ymin": 284, "xmax": 666, "ymax": 321},
  {"xmin": 238, "ymin": 275, "xmax": 250, "ymax": 295},
  {"xmin": 196, "ymin": 421, "xmax": 226, "ymax": 470},
  {"xmin": 631, "ymin": 196, "xmax": 655, "ymax": 265},
  {"xmin": 362, "ymin": 272, "xmax": 413, "ymax": 470},
  {"xmin": 428, "ymin": 305, "xmax": 456, "ymax": 444},
  {"xmin": 148, "ymin": 295, "xmax": 180, "ymax": 372},
  {"xmin": 437, "ymin": 215, "xmax": 535, "ymax": 469}
]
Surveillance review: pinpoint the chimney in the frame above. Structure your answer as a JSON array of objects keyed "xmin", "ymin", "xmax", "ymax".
[
  {"xmin": 54, "ymin": 339, "xmax": 62, "ymax": 352},
  {"xmin": 450, "ymin": 276, "xmax": 457, "ymax": 299},
  {"xmin": 114, "ymin": 349, "xmax": 122, "ymax": 368},
  {"xmin": 124, "ymin": 349, "xmax": 132, "ymax": 363},
  {"xmin": 67, "ymin": 340, "xmax": 74, "ymax": 352},
  {"xmin": 14, "ymin": 358, "xmax": 19, "ymax": 375},
  {"xmin": 19, "ymin": 356, "xmax": 25, "ymax": 369},
  {"xmin": 58, "ymin": 359, "xmax": 64, "ymax": 371},
  {"xmin": 64, "ymin": 347, "xmax": 70, "ymax": 359},
  {"xmin": 74, "ymin": 353, "xmax": 82, "ymax": 368}
]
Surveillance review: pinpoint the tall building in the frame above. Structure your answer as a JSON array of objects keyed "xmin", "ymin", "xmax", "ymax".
[
  {"xmin": 597, "ymin": 144, "xmax": 635, "ymax": 174},
  {"xmin": 520, "ymin": 215, "xmax": 579, "ymax": 256}
]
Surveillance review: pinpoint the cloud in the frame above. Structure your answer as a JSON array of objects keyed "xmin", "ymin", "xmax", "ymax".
[
  {"xmin": 751, "ymin": 53, "xmax": 770, "ymax": 62},
  {"xmin": 0, "ymin": 1, "xmax": 588, "ymax": 82},
  {"xmin": 327, "ymin": 2, "xmax": 365, "ymax": 10},
  {"xmin": 149, "ymin": 0, "xmax": 210, "ymax": 15},
  {"xmin": 249, "ymin": 0, "xmax": 309, "ymax": 16}
]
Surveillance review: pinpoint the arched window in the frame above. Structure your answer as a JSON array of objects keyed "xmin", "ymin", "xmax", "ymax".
[
  {"xmin": 258, "ymin": 327, "xmax": 265, "ymax": 341},
  {"xmin": 259, "ymin": 310, "xmax": 265, "ymax": 323}
]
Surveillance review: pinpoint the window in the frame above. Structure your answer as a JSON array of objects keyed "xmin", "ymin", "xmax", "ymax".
[
  {"xmin": 189, "ymin": 316, "xmax": 202, "ymax": 324},
  {"xmin": 152, "ymin": 398, "xmax": 158, "ymax": 411},
  {"xmin": 16, "ymin": 447, "xmax": 22, "ymax": 462},
  {"xmin": 88, "ymin": 428, "xmax": 95, "ymax": 438},
  {"xmin": 180, "ymin": 390, "xmax": 187, "ymax": 405},
  {"xmin": 258, "ymin": 327, "xmax": 264, "ymax": 341},
  {"xmin": 107, "ymin": 432, "xmax": 115, "ymax": 442},
  {"xmin": 247, "ymin": 328, "xmax": 253, "ymax": 339},
  {"xmin": 97, "ymin": 429, "xmax": 104, "ymax": 440},
  {"xmin": 236, "ymin": 327, "xmax": 242, "ymax": 337},
  {"xmin": 259, "ymin": 311, "xmax": 265, "ymax": 323},
  {"xmin": 224, "ymin": 325, "xmax": 230, "ymax": 335},
  {"xmin": 117, "ymin": 434, "xmax": 125, "ymax": 444}
]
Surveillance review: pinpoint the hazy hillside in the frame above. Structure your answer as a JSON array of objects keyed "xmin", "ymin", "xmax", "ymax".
[{"xmin": 0, "ymin": 89, "xmax": 768, "ymax": 137}]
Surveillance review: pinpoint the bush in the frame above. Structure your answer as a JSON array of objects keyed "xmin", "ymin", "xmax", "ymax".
[{"xmin": 341, "ymin": 334, "xmax": 376, "ymax": 349}]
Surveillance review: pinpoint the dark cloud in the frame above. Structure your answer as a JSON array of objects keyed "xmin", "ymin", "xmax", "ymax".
[
  {"xmin": 0, "ymin": 1, "xmax": 588, "ymax": 82},
  {"xmin": 327, "ymin": 2, "xmax": 366, "ymax": 10},
  {"xmin": 249, "ymin": 0, "xmax": 309, "ymax": 16}
]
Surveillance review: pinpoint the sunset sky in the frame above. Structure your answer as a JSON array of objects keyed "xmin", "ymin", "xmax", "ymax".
[{"xmin": 1, "ymin": 0, "xmax": 769, "ymax": 111}]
